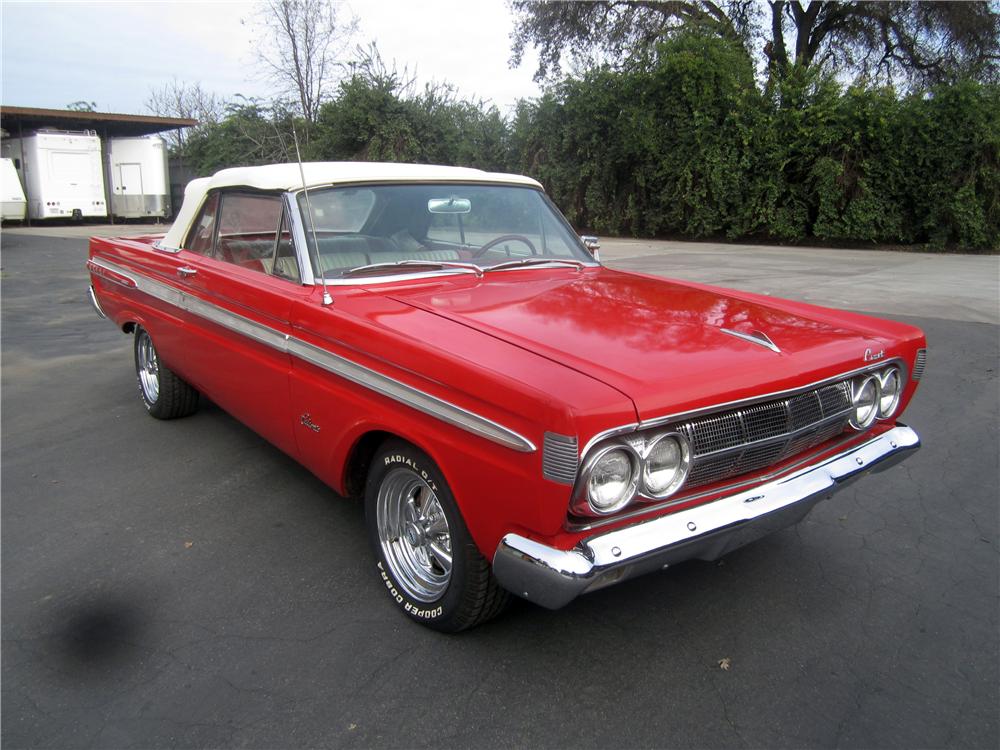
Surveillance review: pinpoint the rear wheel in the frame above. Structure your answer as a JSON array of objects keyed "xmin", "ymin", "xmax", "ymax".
[
  {"xmin": 133, "ymin": 326, "xmax": 199, "ymax": 419},
  {"xmin": 365, "ymin": 439, "xmax": 509, "ymax": 632}
]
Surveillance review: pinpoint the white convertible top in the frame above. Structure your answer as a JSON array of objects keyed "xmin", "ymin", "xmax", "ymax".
[{"xmin": 159, "ymin": 162, "xmax": 543, "ymax": 251}]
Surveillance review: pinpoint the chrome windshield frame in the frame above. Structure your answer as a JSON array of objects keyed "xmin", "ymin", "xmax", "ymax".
[{"xmin": 285, "ymin": 182, "xmax": 600, "ymax": 286}]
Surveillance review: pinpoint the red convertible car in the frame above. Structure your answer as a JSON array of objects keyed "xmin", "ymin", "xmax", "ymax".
[{"xmin": 88, "ymin": 163, "xmax": 925, "ymax": 631}]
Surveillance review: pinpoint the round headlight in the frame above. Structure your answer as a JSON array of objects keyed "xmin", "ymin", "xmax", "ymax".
[
  {"xmin": 642, "ymin": 433, "xmax": 690, "ymax": 498},
  {"xmin": 850, "ymin": 375, "xmax": 880, "ymax": 429},
  {"xmin": 587, "ymin": 448, "xmax": 638, "ymax": 514},
  {"xmin": 877, "ymin": 367, "xmax": 902, "ymax": 418}
]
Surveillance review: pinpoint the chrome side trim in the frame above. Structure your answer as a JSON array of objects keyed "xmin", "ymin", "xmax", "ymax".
[
  {"xmin": 493, "ymin": 424, "xmax": 920, "ymax": 609},
  {"xmin": 286, "ymin": 337, "xmax": 536, "ymax": 453},
  {"xmin": 89, "ymin": 255, "xmax": 536, "ymax": 453},
  {"xmin": 719, "ymin": 327, "xmax": 781, "ymax": 353},
  {"xmin": 88, "ymin": 257, "xmax": 139, "ymax": 288},
  {"xmin": 88, "ymin": 285, "xmax": 107, "ymax": 319}
]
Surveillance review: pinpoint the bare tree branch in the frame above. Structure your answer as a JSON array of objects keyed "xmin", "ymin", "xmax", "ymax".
[
  {"xmin": 145, "ymin": 79, "xmax": 223, "ymax": 148},
  {"xmin": 254, "ymin": 0, "xmax": 358, "ymax": 129}
]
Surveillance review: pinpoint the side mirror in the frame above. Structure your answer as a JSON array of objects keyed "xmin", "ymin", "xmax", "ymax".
[{"xmin": 580, "ymin": 235, "xmax": 601, "ymax": 261}]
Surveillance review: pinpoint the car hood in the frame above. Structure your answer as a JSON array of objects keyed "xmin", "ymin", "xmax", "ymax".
[{"xmin": 386, "ymin": 267, "xmax": 891, "ymax": 420}]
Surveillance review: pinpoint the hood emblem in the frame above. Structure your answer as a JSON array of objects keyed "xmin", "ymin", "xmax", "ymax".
[{"xmin": 719, "ymin": 328, "xmax": 781, "ymax": 354}]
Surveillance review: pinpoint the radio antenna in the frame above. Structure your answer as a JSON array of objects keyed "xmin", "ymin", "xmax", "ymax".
[{"xmin": 292, "ymin": 126, "xmax": 332, "ymax": 306}]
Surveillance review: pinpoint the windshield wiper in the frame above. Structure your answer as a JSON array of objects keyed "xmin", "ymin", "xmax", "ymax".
[
  {"xmin": 335, "ymin": 259, "xmax": 483, "ymax": 279},
  {"xmin": 485, "ymin": 258, "xmax": 587, "ymax": 272}
]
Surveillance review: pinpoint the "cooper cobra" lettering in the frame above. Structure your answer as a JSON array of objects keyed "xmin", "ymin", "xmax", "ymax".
[{"xmin": 377, "ymin": 562, "xmax": 443, "ymax": 619}]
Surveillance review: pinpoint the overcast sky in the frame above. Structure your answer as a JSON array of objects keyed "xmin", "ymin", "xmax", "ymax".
[{"xmin": 1, "ymin": 0, "xmax": 542, "ymax": 117}]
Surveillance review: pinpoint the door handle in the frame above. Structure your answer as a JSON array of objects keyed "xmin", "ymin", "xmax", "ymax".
[{"xmin": 177, "ymin": 266, "xmax": 198, "ymax": 278}]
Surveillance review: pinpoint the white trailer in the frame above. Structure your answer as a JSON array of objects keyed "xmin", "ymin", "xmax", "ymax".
[
  {"xmin": 0, "ymin": 157, "xmax": 26, "ymax": 221},
  {"xmin": 109, "ymin": 135, "xmax": 171, "ymax": 219},
  {"xmin": 1, "ymin": 131, "xmax": 107, "ymax": 220}
]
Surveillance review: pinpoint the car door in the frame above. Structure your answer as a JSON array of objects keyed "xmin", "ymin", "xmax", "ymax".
[{"xmin": 168, "ymin": 190, "xmax": 308, "ymax": 456}]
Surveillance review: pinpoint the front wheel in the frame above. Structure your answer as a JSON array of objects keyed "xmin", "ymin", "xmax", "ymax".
[
  {"xmin": 133, "ymin": 326, "xmax": 199, "ymax": 419},
  {"xmin": 364, "ymin": 439, "xmax": 509, "ymax": 632}
]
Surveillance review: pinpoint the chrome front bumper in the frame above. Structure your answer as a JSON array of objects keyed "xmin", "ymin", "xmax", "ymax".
[{"xmin": 493, "ymin": 425, "xmax": 920, "ymax": 609}]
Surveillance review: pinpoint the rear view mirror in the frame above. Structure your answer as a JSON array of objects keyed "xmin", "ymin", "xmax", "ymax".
[
  {"xmin": 580, "ymin": 235, "xmax": 601, "ymax": 260},
  {"xmin": 428, "ymin": 197, "xmax": 471, "ymax": 214}
]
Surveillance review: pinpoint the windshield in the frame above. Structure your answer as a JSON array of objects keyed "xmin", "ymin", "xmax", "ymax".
[{"xmin": 296, "ymin": 184, "xmax": 594, "ymax": 279}]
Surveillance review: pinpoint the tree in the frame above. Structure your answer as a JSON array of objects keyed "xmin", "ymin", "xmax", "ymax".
[
  {"xmin": 145, "ymin": 79, "xmax": 223, "ymax": 148},
  {"xmin": 66, "ymin": 100, "xmax": 97, "ymax": 111},
  {"xmin": 254, "ymin": 0, "xmax": 358, "ymax": 129},
  {"xmin": 311, "ymin": 44, "xmax": 509, "ymax": 170},
  {"xmin": 509, "ymin": 1, "xmax": 1000, "ymax": 86},
  {"xmin": 182, "ymin": 97, "xmax": 297, "ymax": 174}
]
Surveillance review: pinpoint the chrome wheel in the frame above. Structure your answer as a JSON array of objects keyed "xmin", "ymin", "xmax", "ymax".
[
  {"xmin": 136, "ymin": 329, "xmax": 160, "ymax": 404},
  {"xmin": 376, "ymin": 467, "xmax": 453, "ymax": 602}
]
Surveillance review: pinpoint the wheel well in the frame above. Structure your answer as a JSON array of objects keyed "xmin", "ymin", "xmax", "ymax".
[
  {"xmin": 123, "ymin": 322, "xmax": 136, "ymax": 334},
  {"xmin": 343, "ymin": 430, "xmax": 394, "ymax": 498}
]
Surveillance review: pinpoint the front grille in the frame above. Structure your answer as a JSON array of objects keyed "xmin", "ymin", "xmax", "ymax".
[{"xmin": 674, "ymin": 381, "xmax": 853, "ymax": 491}]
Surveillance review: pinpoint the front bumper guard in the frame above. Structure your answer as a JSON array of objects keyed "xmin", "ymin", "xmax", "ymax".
[{"xmin": 493, "ymin": 425, "xmax": 920, "ymax": 609}]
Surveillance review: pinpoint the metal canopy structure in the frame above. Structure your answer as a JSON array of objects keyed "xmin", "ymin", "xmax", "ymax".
[
  {"xmin": 1, "ymin": 106, "xmax": 197, "ymax": 225},
  {"xmin": 0, "ymin": 106, "xmax": 196, "ymax": 138}
]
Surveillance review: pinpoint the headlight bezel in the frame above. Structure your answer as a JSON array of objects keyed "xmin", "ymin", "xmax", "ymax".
[
  {"xmin": 641, "ymin": 431, "xmax": 691, "ymax": 499},
  {"xmin": 849, "ymin": 373, "xmax": 881, "ymax": 430},
  {"xmin": 580, "ymin": 444, "xmax": 640, "ymax": 516},
  {"xmin": 876, "ymin": 366, "xmax": 903, "ymax": 419},
  {"xmin": 574, "ymin": 432, "xmax": 692, "ymax": 516}
]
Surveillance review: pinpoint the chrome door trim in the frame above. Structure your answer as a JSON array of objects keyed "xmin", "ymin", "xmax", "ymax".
[
  {"xmin": 282, "ymin": 192, "xmax": 317, "ymax": 286},
  {"xmin": 90, "ymin": 256, "xmax": 536, "ymax": 453}
]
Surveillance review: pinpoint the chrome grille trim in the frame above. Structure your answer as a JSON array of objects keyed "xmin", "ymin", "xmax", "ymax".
[
  {"xmin": 669, "ymin": 380, "xmax": 853, "ymax": 491},
  {"xmin": 912, "ymin": 349, "xmax": 926, "ymax": 380},
  {"xmin": 543, "ymin": 432, "xmax": 579, "ymax": 484}
]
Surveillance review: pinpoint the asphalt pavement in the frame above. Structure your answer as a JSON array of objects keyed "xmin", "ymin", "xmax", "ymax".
[{"xmin": 2, "ymin": 228, "xmax": 997, "ymax": 749}]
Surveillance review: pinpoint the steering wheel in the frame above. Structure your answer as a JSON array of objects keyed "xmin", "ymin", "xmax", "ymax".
[{"xmin": 472, "ymin": 234, "xmax": 537, "ymax": 258}]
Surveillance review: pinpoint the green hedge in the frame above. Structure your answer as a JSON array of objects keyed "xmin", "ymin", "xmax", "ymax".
[{"xmin": 510, "ymin": 35, "xmax": 999, "ymax": 251}]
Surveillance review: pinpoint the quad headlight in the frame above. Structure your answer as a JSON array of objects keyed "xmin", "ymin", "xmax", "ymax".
[
  {"xmin": 877, "ymin": 366, "xmax": 903, "ymax": 418},
  {"xmin": 849, "ymin": 374, "xmax": 881, "ymax": 430},
  {"xmin": 642, "ymin": 433, "xmax": 691, "ymax": 498},
  {"xmin": 578, "ymin": 433, "xmax": 691, "ymax": 516},
  {"xmin": 850, "ymin": 364, "xmax": 905, "ymax": 429},
  {"xmin": 586, "ymin": 447, "xmax": 639, "ymax": 514}
]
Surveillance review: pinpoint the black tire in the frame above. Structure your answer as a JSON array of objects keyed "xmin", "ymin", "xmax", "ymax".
[
  {"xmin": 364, "ymin": 439, "xmax": 509, "ymax": 632},
  {"xmin": 133, "ymin": 326, "xmax": 199, "ymax": 419}
]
